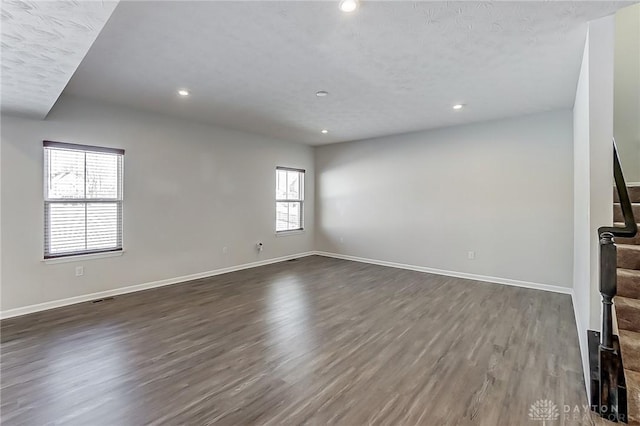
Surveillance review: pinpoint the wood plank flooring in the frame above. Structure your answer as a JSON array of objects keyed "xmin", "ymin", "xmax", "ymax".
[{"xmin": 1, "ymin": 256, "xmax": 595, "ymax": 425}]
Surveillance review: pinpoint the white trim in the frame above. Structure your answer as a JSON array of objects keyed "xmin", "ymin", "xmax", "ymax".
[
  {"xmin": 626, "ymin": 182, "xmax": 640, "ymax": 187},
  {"xmin": 1, "ymin": 252, "xmax": 315, "ymax": 320},
  {"xmin": 313, "ymin": 251, "xmax": 573, "ymax": 295},
  {"xmin": 275, "ymin": 230, "xmax": 305, "ymax": 237},
  {"xmin": 6, "ymin": 250, "xmax": 576, "ymax": 320},
  {"xmin": 43, "ymin": 250, "xmax": 124, "ymax": 264}
]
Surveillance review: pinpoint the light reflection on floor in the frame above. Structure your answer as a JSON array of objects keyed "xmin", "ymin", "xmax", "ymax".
[
  {"xmin": 265, "ymin": 274, "xmax": 316, "ymax": 383},
  {"xmin": 39, "ymin": 324, "xmax": 132, "ymax": 422}
]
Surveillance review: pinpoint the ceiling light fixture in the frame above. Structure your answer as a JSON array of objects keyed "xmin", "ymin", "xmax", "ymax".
[
  {"xmin": 339, "ymin": 0, "xmax": 359, "ymax": 13},
  {"xmin": 316, "ymin": 91, "xmax": 329, "ymax": 97},
  {"xmin": 321, "ymin": 129, "xmax": 329, "ymax": 134},
  {"xmin": 178, "ymin": 89, "xmax": 190, "ymax": 97},
  {"xmin": 452, "ymin": 104, "xmax": 464, "ymax": 110}
]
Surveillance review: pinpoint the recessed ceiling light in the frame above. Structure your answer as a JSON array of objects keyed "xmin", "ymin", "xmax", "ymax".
[
  {"xmin": 178, "ymin": 89, "xmax": 190, "ymax": 97},
  {"xmin": 321, "ymin": 129, "xmax": 329, "ymax": 134},
  {"xmin": 316, "ymin": 91, "xmax": 329, "ymax": 97},
  {"xmin": 452, "ymin": 104, "xmax": 465, "ymax": 110},
  {"xmin": 339, "ymin": 0, "xmax": 359, "ymax": 13}
]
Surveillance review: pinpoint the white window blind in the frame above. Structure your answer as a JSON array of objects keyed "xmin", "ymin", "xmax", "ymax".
[
  {"xmin": 276, "ymin": 167, "xmax": 304, "ymax": 232},
  {"xmin": 44, "ymin": 141, "xmax": 124, "ymax": 259}
]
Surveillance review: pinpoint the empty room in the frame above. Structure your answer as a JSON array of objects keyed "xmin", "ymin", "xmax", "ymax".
[{"xmin": 1, "ymin": 1, "xmax": 640, "ymax": 425}]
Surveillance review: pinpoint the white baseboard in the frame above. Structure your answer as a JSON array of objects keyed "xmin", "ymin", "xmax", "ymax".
[
  {"xmin": 313, "ymin": 251, "xmax": 573, "ymax": 295},
  {"xmin": 0, "ymin": 252, "xmax": 315, "ymax": 320},
  {"xmin": 1, "ymin": 250, "xmax": 573, "ymax": 318}
]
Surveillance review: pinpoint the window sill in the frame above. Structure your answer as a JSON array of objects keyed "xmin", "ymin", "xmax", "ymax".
[
  {"xmin": 275, "ymin": 230, "xmax": 305, "ymax": 237},
  {"xmin": 43, "ymin": 250, "xmax": 124, "ymax": 264}
]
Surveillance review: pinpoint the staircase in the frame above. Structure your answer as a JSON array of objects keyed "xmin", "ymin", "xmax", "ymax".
[{"xmin": 615, "ymin": 186, "xmax": 640, "ymax": 425}]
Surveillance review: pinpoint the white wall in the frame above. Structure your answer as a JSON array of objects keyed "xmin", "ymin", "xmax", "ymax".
[
  {"xmin": 0, "ymin": 96, "xmax": 314, "ymax": 313},
  {"xmin": 315, "ymin": 110, "xmax": 574, "ymax": 289},
  {"xmin": 0, "ymin": 113, "xmax": 3, "ymax": 312},
  {"xmin": 614, "ymin": 4, "xmax": 640, "ymax": 183},
  {"xmin": 573, "ymin": 29, "xmax": 592, "ymax": 393},
  {"xmin": 572, "ymin": 15, "xmax": 615, "ymax": 398},
  {"xmin": 587, "ymin": 16, "xmax": 615, "ymax": 331}
]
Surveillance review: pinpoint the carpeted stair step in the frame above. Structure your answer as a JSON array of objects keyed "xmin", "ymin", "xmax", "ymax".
[
  {"xmin": 619, "ymin": 269, "xmax": 640, "ymax": 299},
  {"xmin": 615, "ymin": 186, "xmax": 640, "ymax": 204},
  {"xmin": 616, "ymin": 296, "xmax": 640, "ymax": 333},
  {"xmin": 614, "ymin": 223, "xmax": 640, "ymax": 245},
  {"xmin": 614, "ymin": 203, "xmax": 640, "ymax": 223},
  {"xmin": 626, "ymin": 369, "xmax": 640, "ymax": 425},
  {"xmin": 620, "ymin": 330, "xmax": 640, "ymax": 373},
  {"xmin": 618, "ymin": 245, "xmax": 640, "ymax": 270}
]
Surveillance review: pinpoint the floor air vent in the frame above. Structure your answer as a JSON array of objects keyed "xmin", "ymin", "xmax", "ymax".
[{"xmin": 91, "ymin": 297, "xmax": 115, "ymax": 304}]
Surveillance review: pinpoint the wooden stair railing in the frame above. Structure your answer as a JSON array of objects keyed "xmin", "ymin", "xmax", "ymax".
[{"xmin": 591, "ymin": 140, "xmax": 638, "ymax": 423}]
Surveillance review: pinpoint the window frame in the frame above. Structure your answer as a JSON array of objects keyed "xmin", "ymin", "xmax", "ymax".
[
  {"xmin": 275, "ymin": 166, "xmax": 305, "ymax": 233},
  {"xmin": 43, "ymin": 140, "xmax": 125, "ymax": 259}
]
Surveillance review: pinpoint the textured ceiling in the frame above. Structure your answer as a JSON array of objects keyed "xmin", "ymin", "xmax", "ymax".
[
  {"xmin": 1, "ymin": 0, "xmax": 118, "ymax": 118},
  {"xmin": 63, "ymin": 2, "xmax": 631, "ymax": 144}
]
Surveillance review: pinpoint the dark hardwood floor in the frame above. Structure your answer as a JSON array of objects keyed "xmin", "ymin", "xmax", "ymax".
[{"xmin": 1, "ymin": 256, "xmax": 594, "ymax": 425}]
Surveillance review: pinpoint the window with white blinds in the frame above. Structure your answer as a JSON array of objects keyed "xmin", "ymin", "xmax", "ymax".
[
  {"xmin": 276, "ymin": 167, "xmax": 304, "ymax": 232},
  {"xmin": 44, "ymin": 141, "xmax": 124, "ymax": 259}
]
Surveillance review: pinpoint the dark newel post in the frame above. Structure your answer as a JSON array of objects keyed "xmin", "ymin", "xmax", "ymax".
[
  {"xmin": 599, "ymin": 231, "xmax": 618, "ymax": 419},
  {"xmin": 600, "ymin": 232, "xmax": 616, "ymax": 350}
]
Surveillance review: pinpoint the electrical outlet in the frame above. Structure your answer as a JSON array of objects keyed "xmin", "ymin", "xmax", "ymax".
[
  {"xmin": 75, "ymin": 266, "xmax": 84, "ymax": 276},
  {"xmin": 222, "ymin": 246, "xmax": 228, "ymax": 254},
  {"xmin": 339, "ymin": 236, "xmax": 344, "ymax": 243},
  {"xmin": 467, "ymin": 251, "xmax": 475, "ymax": 260}
]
